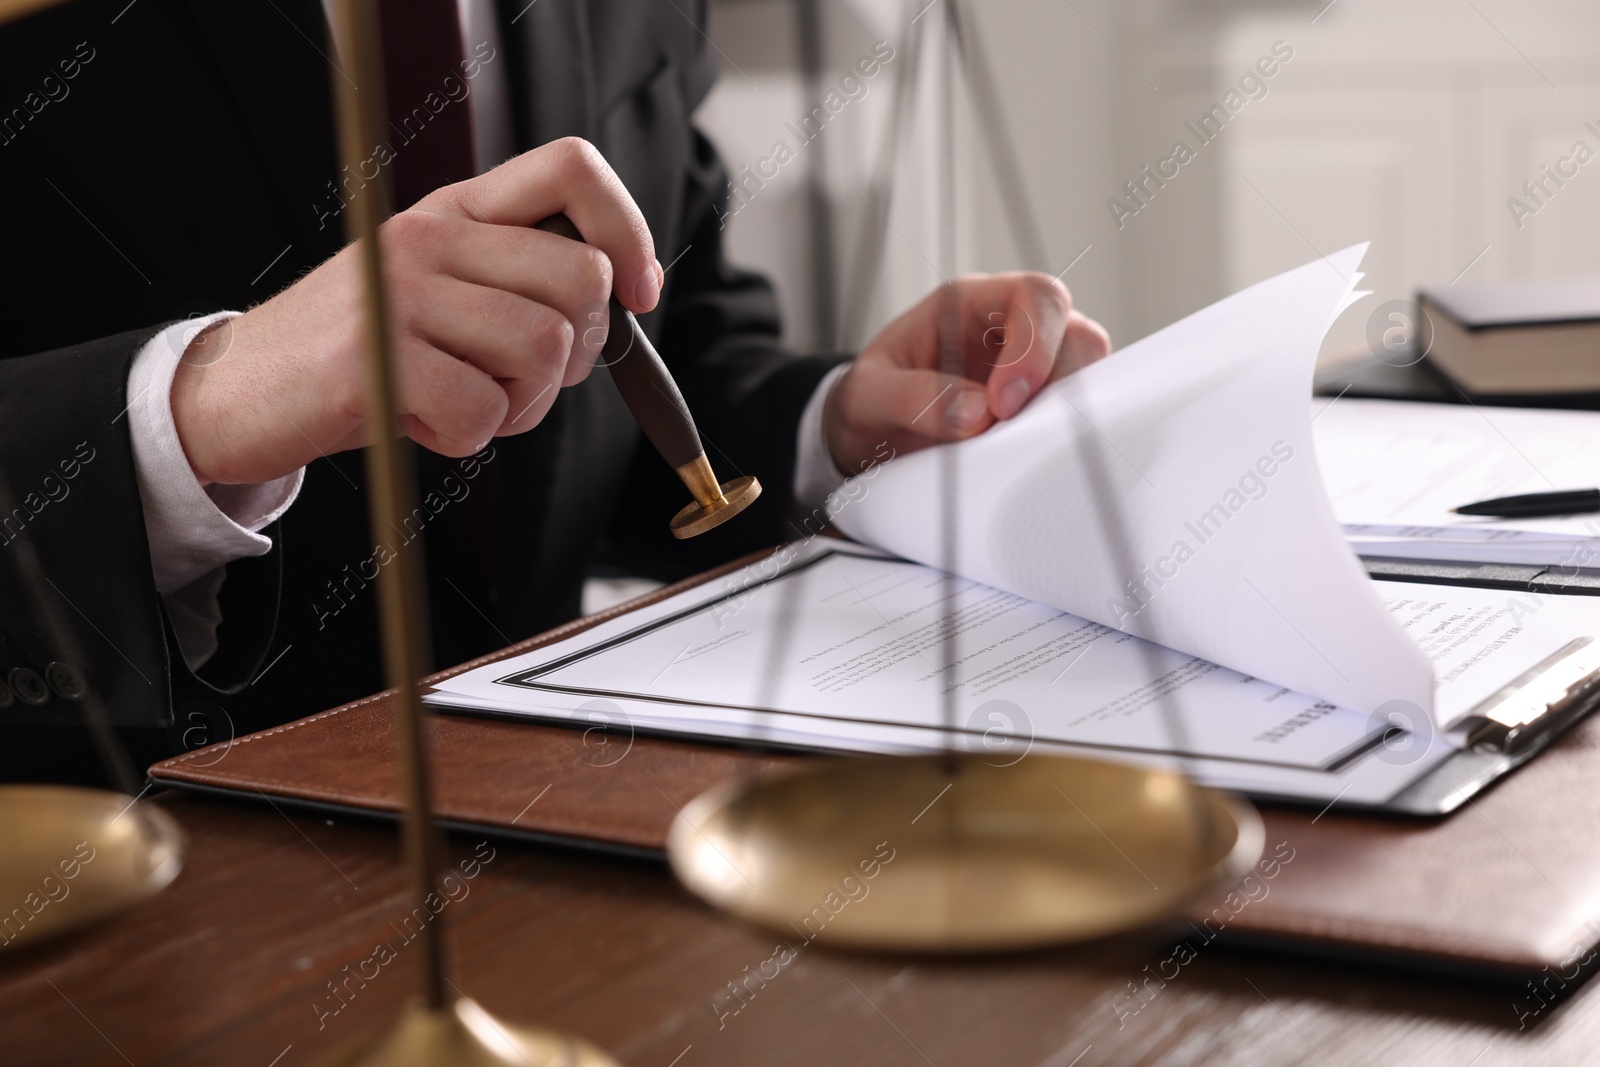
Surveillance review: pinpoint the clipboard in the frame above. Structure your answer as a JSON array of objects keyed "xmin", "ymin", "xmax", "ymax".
[
  {"xmin": 1360, "ymin": 555, "xmax": 1600, "ymax": 815},
  {"xmin": 418, "ymin": 541, "xmax": 1600, "ymax": 819},
  {"xmin": 1308, "ymin": 365, "xmax": 1600, "ymax": 812},
  {"xmin": 147, "ymin": 545, "xmax": 1600, "ymax": 979}
]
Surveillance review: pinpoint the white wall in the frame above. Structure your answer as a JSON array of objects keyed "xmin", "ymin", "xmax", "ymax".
[
  {"xmin": 698, "ymin": 0, "xmax": 1600, "ymax": 357},
  {"xmin": 697, "ymin": 0, "xmax": 942, "ymax": 352}
]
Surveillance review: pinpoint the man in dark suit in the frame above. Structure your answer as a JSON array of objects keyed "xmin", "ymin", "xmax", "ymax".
[{"xmin": 0, "ymin": 0, "xmax": 1108, "ymax": 784}]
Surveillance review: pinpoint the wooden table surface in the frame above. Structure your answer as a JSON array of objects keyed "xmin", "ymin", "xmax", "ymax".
[{"xmin": 0, "ymin": 790, "xmax": 1591, "ymax": 1067}]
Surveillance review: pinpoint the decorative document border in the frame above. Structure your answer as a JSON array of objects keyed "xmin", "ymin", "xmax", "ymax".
[{"xmin": 489, "ymin": 547, "xmax": 1389, "ymax": 773}]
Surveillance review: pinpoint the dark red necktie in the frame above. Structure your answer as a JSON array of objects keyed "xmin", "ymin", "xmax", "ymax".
[{"xmin": 379, "ymin": 0, "xmax": 477, "ymax": 211}]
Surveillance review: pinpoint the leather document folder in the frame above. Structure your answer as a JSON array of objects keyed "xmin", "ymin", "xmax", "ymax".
[{"xmin": 151, "ymin": 548, "xmax": 1600, "ymax": 980}]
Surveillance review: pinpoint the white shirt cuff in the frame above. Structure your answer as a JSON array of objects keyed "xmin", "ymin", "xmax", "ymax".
[
  {"xmin": 128, "ymin": 313, "xmax": 305, "ymax": 596},
  {"xmin": 791, "ymin": 363, "xmax": 852, "ymax": 513}
]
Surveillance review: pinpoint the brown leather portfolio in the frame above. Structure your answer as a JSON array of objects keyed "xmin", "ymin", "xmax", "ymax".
[{"xmin": 150, "ymin": 549, "xmax": 1600, "ymax": 980}]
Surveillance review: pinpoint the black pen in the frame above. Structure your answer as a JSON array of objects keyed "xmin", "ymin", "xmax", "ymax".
[{"xmin": 1453, "ymin": 488, "xmax": 1600, "ymax": 518}]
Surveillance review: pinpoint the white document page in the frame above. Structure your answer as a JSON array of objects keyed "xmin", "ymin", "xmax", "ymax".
[
  {"xmin": 426, "ymin": 541, "xmax": 1596, "ymax": 804},
  {"xmin": 1312, "ymin": 398, "xmax": 1600, "ymax": 567},
  {"xmin": 829, "ymin": 246, "xmax": 1441, "ymax": 723}
]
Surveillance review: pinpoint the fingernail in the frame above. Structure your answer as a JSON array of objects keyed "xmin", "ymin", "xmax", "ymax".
[
  {"xmin": 635, "ymin": 262, "xmax": 662, "ymax": 310},
  {"xmin": 947, "ymin": 389, "xmax": 988, "ymax": 430},
  {"xmin": 998, "ymin": 378, "xmax": 1033, "ymax": 419}
]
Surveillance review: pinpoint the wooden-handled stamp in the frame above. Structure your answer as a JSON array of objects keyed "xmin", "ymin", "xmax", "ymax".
[{"xmin": 535, "ymin": 214, "xmax": 761, "ymax": 538}]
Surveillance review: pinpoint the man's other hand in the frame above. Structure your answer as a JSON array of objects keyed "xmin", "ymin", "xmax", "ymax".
[
  {"xmin": 824, "ymin": 273, "xmax": 1111, "ymax": 475},
  {"xmin": 169, "ymin": 137, "xmax": 662, "ymax": 486}
]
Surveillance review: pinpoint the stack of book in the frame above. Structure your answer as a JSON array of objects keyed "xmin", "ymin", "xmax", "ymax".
[{"xmin": 1418, "ymin": 275, "xmax": 1600, "ymax": 395}]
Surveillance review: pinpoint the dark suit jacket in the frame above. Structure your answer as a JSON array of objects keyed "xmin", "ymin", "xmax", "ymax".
[{"xmin": 0, "ymin": 0, "xmax": 842, "ymax": 782}]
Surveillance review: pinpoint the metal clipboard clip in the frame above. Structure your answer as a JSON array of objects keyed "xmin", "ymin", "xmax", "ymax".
[{"xmin": 1459, "ymin": 637, "xmax": 1600, "ymax": 754}]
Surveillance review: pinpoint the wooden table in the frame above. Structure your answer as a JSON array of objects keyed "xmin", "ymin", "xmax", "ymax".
[{"xmin": 0, "ymin": 790, "xmax": 1589, "ymax": 1066}]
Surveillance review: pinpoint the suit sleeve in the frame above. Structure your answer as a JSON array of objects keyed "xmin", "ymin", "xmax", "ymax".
[{"xmin": 0, "ymin": 328, "xmax": 279, "ymax": 757}]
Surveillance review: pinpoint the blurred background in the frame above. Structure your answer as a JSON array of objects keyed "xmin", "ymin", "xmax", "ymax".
[{"xmin": 694, "ymin": 0, "xmax": 1600, "ymax": 358}]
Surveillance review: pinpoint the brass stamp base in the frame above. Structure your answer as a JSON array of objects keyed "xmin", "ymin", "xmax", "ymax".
[{"xmin": 670, "ymin": 475, "xmax": 762, "ymax": 539}]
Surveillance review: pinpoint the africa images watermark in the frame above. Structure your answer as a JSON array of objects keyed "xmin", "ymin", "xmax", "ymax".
[
  {"xmin": 0, "ymin": 840, "xmax": 97, "ymax": 948},
  {"xmin": 312, "ymin": 40, "xmax": 499, "ymax": 231},
  {"xmin": 1105, "ymin": 440, "xmax": 1296, "ymax": 628},
  {"xmin": 1107, "ymin": 40, "xmax": 1295, "ymax": 230},
  {"xmin": 311, "ymin": 445, "xmax": 496, "ymax": 629},
  {"xmin": 0, "ymin": 441, "xmax": 98, "ymax": 549},
  {"xmin": 1512, "ymin": 920, "xmax": 1600, "ymax": 1030},
  {"xmin": 312, "ymin": 841, "xmax": 496, "ymax": 1029},
  {"xmin": 1482, "ymin": 518, "xmax": 1600, "ymax": 628},
  {"xmin": 711, "ymin": 292, "xmax": 1050, "ymax": 629},
  {"xmin": 792, "ymin": 440, "xmax": 897, "ymax": 542},
  {"xmin": 715, "ymin": 40, "xmax": 896, "ymax": 230},
  {"xmin": 1, "ymin": 40, "xmax": 96, "ymax": 148},
  {"xmin": 1505, "ymin": 119, "xmax": 1600, "ymax": 230},
  {"xmin": 1108, "ymin": 839, "xmax": 1297, "ymax": 1029},
  {"xmin": 709, "ymin": 839, "xmax": 897, "ymax": 1030},
  {"xmin": 709, "ymin": 438, "xmax": 896, "ymax": 630}
]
